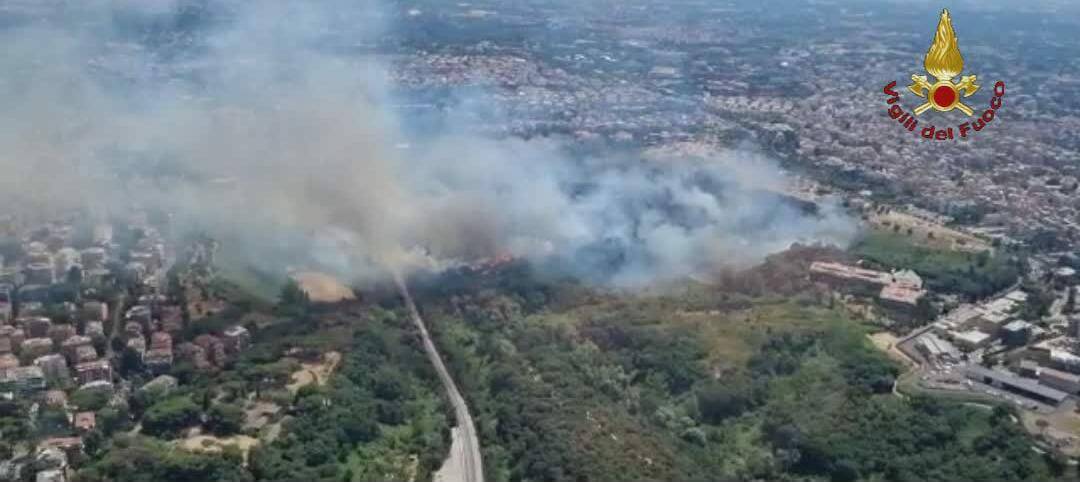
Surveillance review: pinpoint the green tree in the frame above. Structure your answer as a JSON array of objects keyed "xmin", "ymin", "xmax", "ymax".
[
  {"xmin": 142, "ymin": 396, "xmax": 200, "ymax": 438},
  {"xmin": 71, "ymin": 388, "xmax": 112, "ymax": 411},
  {"xmin": 78, "ymin": 435, "xmax": 253, "ymax": 482},
  {"xmin": 279, "ymin": 279, "xmax": 310, "ymax": 307},
  {"xmin": 695, "ymin": 378, "xmax": 752, "ymax": 423},
  {"xmin": 37, "ymin": 407, "xmax": 72, "ymax": 437},
  {"xmin": 206, "ymin": 403, "xmax": 245, "ymax": 436},
  {"xmin": 98, "ymin": 405, "xmax": 133, "ymax": 436}
]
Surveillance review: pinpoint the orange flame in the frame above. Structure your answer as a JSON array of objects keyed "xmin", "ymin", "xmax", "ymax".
[{"xmin": 924, "ymin": 9, "xmax": 964, "ymax": 81}]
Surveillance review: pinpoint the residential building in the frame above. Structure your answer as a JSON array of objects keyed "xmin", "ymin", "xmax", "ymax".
[
  {"xmin": 20, "ymin": 317, "xmax": 52, "ymax": 339},
  {"xmin": 123, "ymin": 321, "xmax": 143, "ymax": 340},
  {"xmin": 126, "ymin": 336, "xmax": 146, "ymax": 355},
  {"xmin": 84, "ymin": 321, "xmax": 105, "ymax": 342},
  {"xmin": 5, "ymin": 327, "xmax": 25, "ymax": 349},
  {"xmin": 38, "ymin": 437, "xmax": 83, "ymax": 464},
  {"xmin": 73, "ymin": 345, "xmax": 97, "ymax": 364},
  {"xmin": 34, "ymin": 354, "xmax": 69, "ymax": 381},
  {"xmin": 177, "ymin": 342, "xmax": 211, "ymax": 371},
  {"xmin": 149, "ymin": 332, "xmax": 172, "ymax": 351},
  {"xmin": 125, "ymin": 306, "xmax": 152, "ymax": 326},
  {"xmin": 159, "ymin": 306, "xmax": 184, "ymax": 334},
  {"xmin": 73, "ymin": 411, "xmax": 95, "ymax": 432},
  {"xmin": 61, "ymin": 336, "xmax": 93, "ymax": 363},
  {"xmin": 144, "ymin": 348, "xmax": 173, "ymax": 373},
  {"xmin": 0, "ymin": 353, "xmax": 18, "ymax": 370},
  {"xmin": 21, "ymin": 338, "xmax": 54, "ymax": 359},
  {"xmin": 74, "ymin": 360, "xmax": 111, "ymax": 385},
  {"xmin": 0, "ymin": 366, "xmax": 45, "ymax": 394},
  {"xmin": 81, "ymin": 301, "xmax": 107, "ymax": 323},
  {"xmin": 194, "ymin": 335, "xmax": 226, "ymax": 366},
  {"xmin": 47, "ymin": 325, "xmax": 77, "ymax": 346},
  {"xmin": 223, "ymin": 326, "xmax": 250, "ymax": 354}
]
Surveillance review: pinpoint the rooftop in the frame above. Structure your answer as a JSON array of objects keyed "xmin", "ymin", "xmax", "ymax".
[
  {"xmin": 1003, "ymin": 320, "xmax": 1034, "ymax": 331},
  {"xmin": 1004, "ymin": 290, "xmax": 1029, "ymax": 303},
  {"xmin": 810, "ymin": 261, "xmax": 891, "ymax": 285},
  {"xmin": 953, "ymin": 330, "xmax": 991, "ymax": 344},
  {"xmin": 879, "ymin": 284, "xmax": 925, "ymax": 305}
]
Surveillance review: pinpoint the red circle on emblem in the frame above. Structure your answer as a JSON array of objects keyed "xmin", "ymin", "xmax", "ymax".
[{"xmin": 933, "ymin": 85, "xmax": 957, "ymax": 107}]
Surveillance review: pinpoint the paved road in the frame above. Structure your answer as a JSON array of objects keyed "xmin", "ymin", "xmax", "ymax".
[
  {"xmin": 105, "ymin": 294, "xmax": 127, "ymax": 359},
  {"xmin": 395, "ymin": 273, "xmax": 484, "ymax": 482}
]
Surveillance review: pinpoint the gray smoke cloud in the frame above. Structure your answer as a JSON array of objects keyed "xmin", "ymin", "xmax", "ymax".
[{"xmin": 0, "ymin": 0, "xmax": 857, "ymax": 288}]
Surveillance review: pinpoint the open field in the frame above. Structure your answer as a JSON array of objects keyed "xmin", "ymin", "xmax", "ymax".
[
  {"xmin": 866, "ymin": 210, "xmax": 991, "ymax": 253},
  {"xmin": 868, "ymin": 331, "xmax": 916, "ymax": 367},
  {"xmin": 290, "ymin": 271, "xmax": 356, "ymax": 303},
  {"xmin": 178, "ymin": 429, "xmax": 260, "ymax": 464}
]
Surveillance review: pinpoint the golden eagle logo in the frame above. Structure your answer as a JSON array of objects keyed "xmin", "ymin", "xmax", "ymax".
[{"xmin": 908, "ymin": 9, "xmax": 980, "ymax": 116}]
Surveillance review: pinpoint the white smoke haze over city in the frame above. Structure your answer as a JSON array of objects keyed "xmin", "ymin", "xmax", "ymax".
[{"xmin": 0, "ymin": 0, "xmax": 858, "ymax": 287}]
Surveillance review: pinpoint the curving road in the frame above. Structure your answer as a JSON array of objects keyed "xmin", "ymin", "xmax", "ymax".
[{"xmin": 394, "ymin": 273, "xmax": 484, "ymax": 482}]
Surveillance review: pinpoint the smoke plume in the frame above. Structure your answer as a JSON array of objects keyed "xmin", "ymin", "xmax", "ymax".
[{"xmin": 0, "ymin": 0, "xmax": 856, "ymax": 288}]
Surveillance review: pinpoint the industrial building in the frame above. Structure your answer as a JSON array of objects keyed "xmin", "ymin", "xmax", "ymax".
[
  {"xmin": 1001, "ymin": 320, "xmax": 1033, "ymax": 346},
  {"xmin": 951, "ymin": 330, "xmax": 992, "ymax": 351},
  {"xmin": 967, "ymin": 364, "xmax": 1070, "ymax": 405},
  {"xmin": 1039, "ymin": 366, "xmax": 1080, "ymax": 394},
  {"xmin": 915, "ymin": 333, "xmax": 961, "ymax": 363}
]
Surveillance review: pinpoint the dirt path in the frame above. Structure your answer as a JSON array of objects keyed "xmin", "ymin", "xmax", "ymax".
[{"xmin": 286, "ymin": 351, "xmax": 341, "ymax": 394}]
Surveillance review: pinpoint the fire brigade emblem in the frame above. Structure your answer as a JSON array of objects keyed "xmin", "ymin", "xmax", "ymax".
[{"xmin": 908, "ymin": 9, "xmax": 979, "ymax": 116}]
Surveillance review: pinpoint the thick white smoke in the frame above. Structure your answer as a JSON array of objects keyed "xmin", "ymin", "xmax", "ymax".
[{"xmin": 0, "ymin": 0, "xmax": 856, "ymax": 287}]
